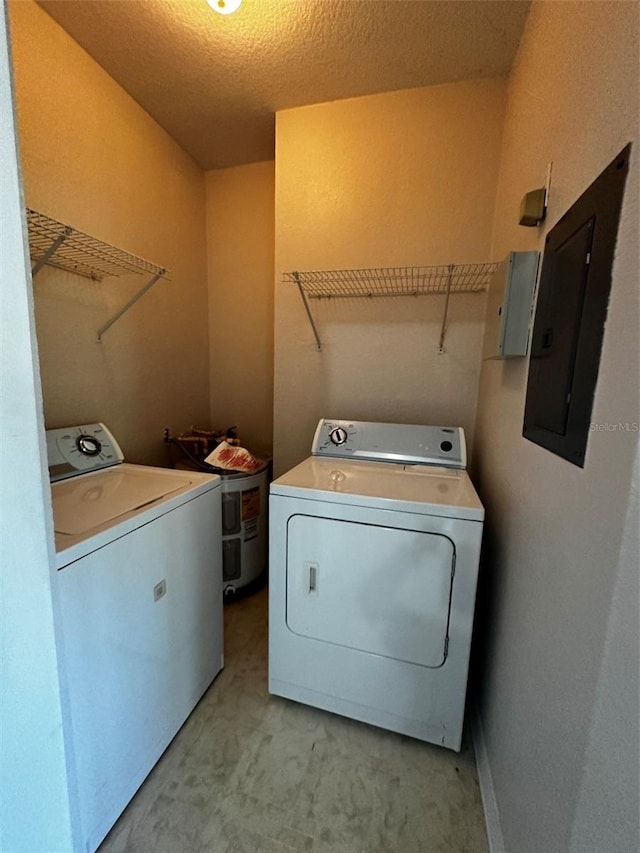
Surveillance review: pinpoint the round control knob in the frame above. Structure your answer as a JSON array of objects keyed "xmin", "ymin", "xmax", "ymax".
[
  {"xmin": 440, "ymin": 440, "xmax": 453, "ymax": 453},
  {"xmin": 76, "ymin": 434, "xmax": 102, "ymax": 457},
  {"xmin": 329, "ymin": 427, "xmax": 348, "ymax": 446}
]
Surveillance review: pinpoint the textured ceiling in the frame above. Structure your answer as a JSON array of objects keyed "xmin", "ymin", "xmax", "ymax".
[{"xmin": 37, "ymin": 0, "xmax": 531, "ymax": 170}]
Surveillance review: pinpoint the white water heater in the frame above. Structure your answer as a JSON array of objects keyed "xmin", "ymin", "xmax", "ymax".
[{"xmin": 219, "ymin": 463, "xmax": 269, "ymax": 598}]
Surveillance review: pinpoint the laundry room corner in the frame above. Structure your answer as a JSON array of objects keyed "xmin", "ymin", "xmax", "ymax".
[
  {"xmin": 8, "ymin": 0, "xmax": 210, "ymax": 465},
  {"xmin": 205, "ymin": 160, "xmax": 275, "ymax": 461},
  {"xmin": 3, "ymin": 0, "xmax": 638, "ymax": 850},
  {"xmin": 272, "ymin": 79, "xmax": 507, "ymax": 476},
  {"xmin": 471, "ymin": 3, "xmax": 639, "ymax": 851}
]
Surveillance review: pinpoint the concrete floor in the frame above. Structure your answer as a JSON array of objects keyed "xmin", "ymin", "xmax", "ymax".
[{"xmin": 98, "ymin": 587, "xmax": 489, "ymax": 853}]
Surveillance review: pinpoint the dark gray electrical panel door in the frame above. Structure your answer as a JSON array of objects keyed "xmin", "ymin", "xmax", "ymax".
[{"xmin": 523, "ymin": 144, "xmax": 631, "ymax": 467}]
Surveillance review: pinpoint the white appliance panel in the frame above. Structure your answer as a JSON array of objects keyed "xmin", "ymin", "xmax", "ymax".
[
  {"xmin": 47, "ymin": 422, "xmax": 124, "ymax": 481},
  {"xmin": 269, "ymin": 494, "xmax": 483, "ymax": 751},
  {"xmin": 58, "ymin": 489, "xmax": 223, "ymax": 851},
  {"xmin": 286, "ymin": 514, "xmax": 453, "ymax": 667},
  {"xmin": 312, "ymin": 419, "xmax": 466, "ymax": 468}
]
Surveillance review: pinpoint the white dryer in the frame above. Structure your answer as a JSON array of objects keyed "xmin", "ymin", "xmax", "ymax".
[{"xmin": 268, "ymin": 419, "xmax": 484, "ymax": 752}]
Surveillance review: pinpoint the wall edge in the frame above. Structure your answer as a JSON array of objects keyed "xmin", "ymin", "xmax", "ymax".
[{"xmin": 472, "ymin": 702, "xmax": 507, "ymax": 853}]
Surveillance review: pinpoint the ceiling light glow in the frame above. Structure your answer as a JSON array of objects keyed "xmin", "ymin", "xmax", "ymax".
[{"xmin": 206, "ymin": 0, "xmax": 242, "ymax": 14}]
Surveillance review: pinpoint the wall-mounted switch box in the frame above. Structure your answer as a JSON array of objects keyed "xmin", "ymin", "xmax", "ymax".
[
  {"xmin": 519, "ymin": 188, "xmax": 547, "ymax": 226},
  {"xmin": 483, "ymin": 251, "xmax": 539, "ymax": 359}
]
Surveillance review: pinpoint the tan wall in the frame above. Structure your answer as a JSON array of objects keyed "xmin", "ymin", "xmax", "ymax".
[
  {"xmin": 206, "ymin": 161, "xmax": 275, "ymax": 459},
  {"xmin": 473, "ymin": 2, "xmax": 639, "ymax": 851},
  {"xmin": 274, "ymin": 79, "xmax": 506, "ymax": 475},
  {"xmin": 9, "ymin": 0, "xmax": 209, "ymax": 466}
]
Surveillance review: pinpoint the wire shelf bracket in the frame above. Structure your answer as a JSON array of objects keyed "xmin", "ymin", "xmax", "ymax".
[
  {"xmin": 26, "ymin": 208, "xmax": 168, "ymax": 342},
  {"xmin": 284, "ymin": 262, "xmax": 498, "ymax": 351},
  {"xmin": 292, "ymin": 271, "xmax": 323, "ymax": 351}
]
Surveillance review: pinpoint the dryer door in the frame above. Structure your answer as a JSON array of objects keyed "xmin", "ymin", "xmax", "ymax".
[{"xmin": 286, "ymin": 514, "xmax": 454, "ymax": 668}]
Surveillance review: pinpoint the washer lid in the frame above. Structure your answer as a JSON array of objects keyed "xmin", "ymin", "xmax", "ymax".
[
  {"xmin": 52, "ymin": 465, "xmax": 193, "ymax": 535},
  {"xmin": 271, "ymin": 456, "xmax": 483, "ymax": 520}
]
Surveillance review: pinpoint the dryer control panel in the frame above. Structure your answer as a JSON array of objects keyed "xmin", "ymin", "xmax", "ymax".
[
  {"xmin": 46, "ymin": 423, "xmax": 124, "ymax": 482},
  {"xmin": 311, "ymin": 419, "xmax": 467, "ymax": 469}
]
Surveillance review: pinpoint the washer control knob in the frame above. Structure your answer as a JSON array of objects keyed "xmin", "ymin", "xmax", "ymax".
[
  {"xmin": 76, "ymin": 434, "xmax": 102, "ymax": 457},
  {"xmin": 329, "ymin": 427, "xmax": 348, "ymax": 446},
  {"xmin": 440, "ymin": 440, "xmax": 453, "ymax": 453}
]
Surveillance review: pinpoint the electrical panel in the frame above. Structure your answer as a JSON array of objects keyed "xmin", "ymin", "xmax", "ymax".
[
  {"xmin": 523, "ymin": 144, "xmax": 631, "ymax": 467},
  {"xmin": 482, "ymin": 251, "xmax": 539, "ymax": 359}
]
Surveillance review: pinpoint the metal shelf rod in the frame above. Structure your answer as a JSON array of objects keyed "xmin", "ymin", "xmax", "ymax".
[
  {"xmin": 438, "ymin": 264, "xmax": 454, "ymax": 353},
  {"xmin": 97, "ymin": 271, "xmax": 166, "ymax": 342},
  {"xmin": 293, "ymin": 271, "xmax": 323, "ymax": 351},
  {"xmin": 31, "ymin": 226, "xmax": 72, "ymax": 278}
]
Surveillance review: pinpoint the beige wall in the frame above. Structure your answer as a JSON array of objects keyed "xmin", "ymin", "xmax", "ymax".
[
  {"xmin": 206, "ymin": 161, "xmax": 275, "ymax": 459},
  {"xmin": 273, "ymin": 79, "xmax": 506, "ymax": 475},
  {"xmin": 473, "ymin": 2, "xmax": 639, "ymax": 852},
  {"xmin": 9, "ymin": 0, "xmax": 209, "ymax": 466}
]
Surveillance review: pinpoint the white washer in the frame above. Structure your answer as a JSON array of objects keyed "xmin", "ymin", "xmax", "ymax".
[
  {"xmin": 268, "ymin": 419, "xmax": 484, "ymax": 752},
  {"xmin": 47, "ymin": 423, "xmax": 223, "ymax": 853}
]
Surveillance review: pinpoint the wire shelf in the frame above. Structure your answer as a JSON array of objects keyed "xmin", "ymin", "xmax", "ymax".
[
  {"xmin": 26, "ymin": 207, "xmax": 169, "ymax": 341},
  {"xmin": 283, "ymin": 263, "xmax": 498, "ymax": 299},
  {"xmin": 284, "ymin": 262, "xmax": 498, "ymax": 351},
  {"xmin": 26, "ymin": 208, "xmax": 166, "ymax": 281}
]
